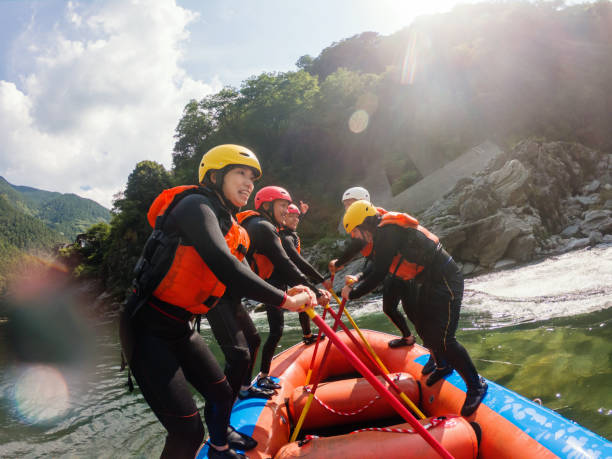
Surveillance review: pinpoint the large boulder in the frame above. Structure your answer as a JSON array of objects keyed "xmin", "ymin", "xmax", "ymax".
[
  {"xmin": 581, "ymin": 210, "xmax": 612, "ymax": 235},
  {"xmin": 421, "ymin": 139, "xmax": 610, "ymax": 271},
  {"xmin": 488, "ymin": 159, "xmax": 530, "ymax": 206}
]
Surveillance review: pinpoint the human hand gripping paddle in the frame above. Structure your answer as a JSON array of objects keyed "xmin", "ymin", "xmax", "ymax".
[
  {"xmin": 289, "ymin": 275, "xmax": 349, "ymax": 443},
  {"xmin": 330, "ymin": 276, "xmax": 426, "ymax": 420},
  {"xmin": 302, "ymin": 306, "xmax": 454, "ymax": 459}
]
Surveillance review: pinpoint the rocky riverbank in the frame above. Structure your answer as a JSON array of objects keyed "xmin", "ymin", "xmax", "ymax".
[
  {"xmin": 79, "ymin": 139, "xmax": 611, "ymax": 309},
  {"xmin": 304, "ymin": 139, "xmax": 612, "ymax": 285}
]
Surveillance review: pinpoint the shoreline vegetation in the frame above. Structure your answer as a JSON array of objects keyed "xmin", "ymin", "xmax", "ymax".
[{"xmin": 1, "ymin": 2, "xmax": 612, "ymax": 307}]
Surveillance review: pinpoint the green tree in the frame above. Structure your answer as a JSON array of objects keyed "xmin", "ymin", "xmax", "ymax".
[{"xmin": 102, "ymin": 161, "xmax": 172, "ymax": 294}]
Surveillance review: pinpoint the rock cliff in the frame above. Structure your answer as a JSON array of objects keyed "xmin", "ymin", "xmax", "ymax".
[{"xmin": 306, "ymin": 140, "xmax": 612, "ymax": 284}]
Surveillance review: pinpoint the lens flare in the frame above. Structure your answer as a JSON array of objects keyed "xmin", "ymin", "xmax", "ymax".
[
  {"xmin": 348, "ymin": 109, "xmax": 369, "ymax": 133},
  {"xmin": 13, "ymin": 364, "xmax": 70, "ymax": 424},
  {"xmin": 400, "ymin": 30, "xmax": 419, "ymax": 85}
]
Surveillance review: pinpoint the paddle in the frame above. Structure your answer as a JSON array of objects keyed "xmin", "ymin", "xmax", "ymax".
[
  {"xmin": 289, "ymin": 295, "xmax": 347, "ymax": 442},
  {"xmin": 304, "ymin": 307, "xmax": 454, "ymax": 459},
  {"xmin": 304, "ymin": 273, "xmax": 337, "ymax": 385},
  {"xmin": 304, "ymin": 304, "xmax": 329, "ymax": 386},
  {"xmin": 326, "ymin": 287, "xmax": 426, "ymax": 419}
]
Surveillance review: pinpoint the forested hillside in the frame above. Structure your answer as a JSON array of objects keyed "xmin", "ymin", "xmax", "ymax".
[
  {"xmin": 0, "ymin": 177, "xmax": 110, "ymax": 240},
  {"xmin": 0, "ymin": 195, "xmax": 64, "ymax": 291},
  {"xmin": 0, "ymin": 177, "xmax": 110, "ymax": 292},
  {"xmin": 59, "ymin": 2, "xmax": 612, "ymax": 298}
]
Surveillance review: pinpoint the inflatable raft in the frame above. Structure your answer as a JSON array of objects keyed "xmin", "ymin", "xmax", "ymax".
[{"xmin": 197, "ymin": 329, "xmax": 612, "ymax": 458}]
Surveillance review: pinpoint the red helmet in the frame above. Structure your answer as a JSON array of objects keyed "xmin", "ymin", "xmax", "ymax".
[
  {"xmin": 287, "ymin": 204, "xmax": 300, "ymax": 215},
  {"xmin": 254, "ymin": 186, "xmax": 292, "ymax": 209}
]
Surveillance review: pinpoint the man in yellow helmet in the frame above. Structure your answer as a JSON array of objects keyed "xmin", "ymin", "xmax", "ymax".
[
  {"xmin": 120, "ymin": 144, "xmax": 316, "ymax": 459},
  {"xmin": 340, "ymin": 200, "xmax": 488, "ymax": 418}
]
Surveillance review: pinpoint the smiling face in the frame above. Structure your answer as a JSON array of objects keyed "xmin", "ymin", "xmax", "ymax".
[
  {"xmin": 284, "ymin": 213, "xmax": 299, "ymax": 230},
  {"xmin": 272, "ymin": 199, "xmax": 290, "ymax": 225},
  {"xmin": 219, "ymin": 166, "xmax": 256, "ymax": 207}
]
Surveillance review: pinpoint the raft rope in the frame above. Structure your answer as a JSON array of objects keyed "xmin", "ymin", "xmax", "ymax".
[
  {"xmin": 302, "ymin": 416, "xmax": 452, "ymax": 443},
  {"xmin": 304, "ymin": 386, "xmax": 380, "ymax": 416},
  {"xmin": 349, "ymin": 416, "xmax": 451, "ymax": 435},
  {"xmin": 302, "ymin": 373, "xmax": 403, "ymax": 417}
]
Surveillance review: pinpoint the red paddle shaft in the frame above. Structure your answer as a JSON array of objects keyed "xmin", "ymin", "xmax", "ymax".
[{"xmin": 306, "ymin": 309, "xmax": 454, "ymax": 459}]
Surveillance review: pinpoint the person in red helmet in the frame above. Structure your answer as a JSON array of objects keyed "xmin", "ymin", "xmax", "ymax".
[
  {"xmin": 237, "ymin": 187, "xmax": 330, "ymax": 392},
  {"xmin": 119, "ymin": 145, "xmax": 316, "ymax": 459},
  {"xmin": 281, "ymin": 202, "xmax": 328, "ymax": 345}
]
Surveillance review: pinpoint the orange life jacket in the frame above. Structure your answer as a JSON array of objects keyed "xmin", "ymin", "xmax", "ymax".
[
  {"xmin": 378, "ymin": 212, "xmax": 439, "ymax": 281},
  {"xmin": 147, "ymin": 186, "xmax": 250, "ymax": 314},
  {"xmin": 359, "ymin": 207, "xmax": 387, "ymax": 257},
  {"xmin": 236, "ymin": 210, "xmax": 276, "ymax": 280}
]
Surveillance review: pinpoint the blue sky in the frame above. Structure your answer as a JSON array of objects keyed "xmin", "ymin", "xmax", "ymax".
[{"xmin": 0, "ymin": 0, "xmax": 508, "ymax": 207}]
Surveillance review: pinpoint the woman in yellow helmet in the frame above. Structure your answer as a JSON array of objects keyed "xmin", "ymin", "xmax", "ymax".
[
  {"xmin": 120, "ymin": 144, "xmax": 316, "ymax": 459},
  {"xmin": 330, "ymin": 188, "xmax": 420, "ymax": 349},
  {"xmin": 340, "ymin": 200, "xmax": 488, "ymax": 418}
]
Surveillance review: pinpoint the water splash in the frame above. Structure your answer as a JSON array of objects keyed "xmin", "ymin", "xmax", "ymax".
[{"xmin": 463, "ymin": 245, "xmax": 612, "ymax": 328}]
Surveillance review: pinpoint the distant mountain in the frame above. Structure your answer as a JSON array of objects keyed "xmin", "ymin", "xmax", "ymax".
[
  {"xmin": 0, "ymin": 193, "xmax": 64, "ymax": 249},
  {"xmin": 0, "ymin": 177, "xmax": 111, "ymax": 292},
  {"xmin": 0, "ymin": 176, "xmax": 110, "ymax": 240}
]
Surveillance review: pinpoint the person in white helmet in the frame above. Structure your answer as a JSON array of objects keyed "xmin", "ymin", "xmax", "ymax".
[
  {"xmin": 341, "ymin": 186, "xmax": 371, "ymax": 207},
  {"xmin": 328, "ymin": 187, "xmax": 421, "ymax": 349}
]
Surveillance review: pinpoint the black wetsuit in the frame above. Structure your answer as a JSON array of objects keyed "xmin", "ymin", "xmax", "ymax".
[
  {"xmin": 337, "ymin": 235, "xmax": 416, "ymax": 339},
  {"xmin": 348, "ymin": 221, "xmax": 481, "ymax": 391},
  {"xmin": 120, "ymin": 188, "xmax": 285, "ymax": 458},
  {"xmin": 280, "ymin": 228, "xmax": 325, "ymax": 336},
  {"xmin": 241, "ymin": 214, "xmax": 319, "ymax": 374},
  {"xmin": 205, "ymin": 286, "xmax": 261, "ymax": 401},
  {"xmin": 335, "ymin": 237, "xmax": 368, "ymax": 267}
]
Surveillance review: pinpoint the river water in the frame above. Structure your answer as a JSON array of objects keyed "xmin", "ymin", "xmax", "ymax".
[{"xmin": 1, "ymin": 245, "xmax": 610, "ymax": 457}]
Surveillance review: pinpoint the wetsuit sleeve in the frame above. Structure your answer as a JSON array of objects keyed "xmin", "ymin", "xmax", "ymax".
[
  {"xmin": 360, "ymin": 257, "xmax": 374, "ymax": 280},
  {"xmin": 168, "ymin": 196, "xmax": 286, "ymax": 306},
  {"xmin": 280, "ymin": 233, "xmax": 325, "ymax": 284},
  {"xmin": 336, "ymin": 237, "xmax": 367, "ymax": 267},
  {"xmin": 349, "ymin": 227, "xmax": 397, "ymax": 300},
  {"xmin": 252, "ymin": 221, "xmax": 320, "ymax": 294}
]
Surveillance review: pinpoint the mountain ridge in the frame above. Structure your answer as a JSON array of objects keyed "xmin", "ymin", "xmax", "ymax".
[
  {"xmin": 0, "ymin": 176, "xmax": 111, "ymax": 292},
  {"xmin": 0, "ymin": 176, "xmax": 110, "ymax": 239}
]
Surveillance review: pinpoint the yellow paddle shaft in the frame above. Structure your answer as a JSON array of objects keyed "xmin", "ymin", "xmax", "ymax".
[
  {"xmin": 289, "ymin": 392, "xmax": 314, "ymax": 442},
  {"xmin": 327, "ymin": 289, "xmax": 426, "ymax": 420}
]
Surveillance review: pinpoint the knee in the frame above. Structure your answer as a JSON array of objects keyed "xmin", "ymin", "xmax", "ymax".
[
  {"xmin": 162, "ymin": 414, "xmax": 204, "ymax": 458},
  {"xmin": 223, "ymin": 345, "xmax": 251, "ymax": 367},
  {"xmin": 382, "ymin": 301, "xmax": 398, "ymax": 315},
  {"xmin": 267, "ymin": 331, "xmax": 283, "ymax": 344},
  {"xmin": 208, "ymin": 376, "xmax": 233, "ymax": 402}
]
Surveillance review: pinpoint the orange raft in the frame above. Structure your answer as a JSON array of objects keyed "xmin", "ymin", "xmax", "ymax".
[{"xmin": 197, "ymin": 329, "xmax": 612, "ymax": 459}]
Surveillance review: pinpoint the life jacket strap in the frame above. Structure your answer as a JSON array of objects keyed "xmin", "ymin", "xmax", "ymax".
[{"xmin": 148, "ymin": 297, "xmax": 194, "ymax": 322}]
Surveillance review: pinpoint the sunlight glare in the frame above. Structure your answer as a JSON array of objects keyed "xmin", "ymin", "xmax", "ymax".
[
  {"xmin": 348, "ymin": 109, "xmax": 369, "ymax": 133},
  {"xmin": 13, "ymin": 365, "xmax": 70, "ymax": 424}
]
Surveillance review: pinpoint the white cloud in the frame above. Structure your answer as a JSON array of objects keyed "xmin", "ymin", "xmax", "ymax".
[{"xmin": 0, "ymin": 0, "xmax": 217, "ymax": 208}]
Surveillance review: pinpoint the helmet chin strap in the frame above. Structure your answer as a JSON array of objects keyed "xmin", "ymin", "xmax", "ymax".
[
  {"xmin": 261, "ymin": 202, "xmax": 280, "ymax": 226},
  {"xmin": 209, "ymin": 169, "xmax": 240, "ymax": 214}
]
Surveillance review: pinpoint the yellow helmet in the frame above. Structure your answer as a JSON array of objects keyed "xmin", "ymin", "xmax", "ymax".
[
  {"xmin": 198, "ymin": 144, "xmax": 262, "ymax": 184},
  {"xmin": 343, "ymin": 200, "xmax": 378, "ymax": 233}
]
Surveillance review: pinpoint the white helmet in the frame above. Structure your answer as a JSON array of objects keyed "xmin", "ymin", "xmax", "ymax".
[{"xmin": 342, "ymin": 186, "xmax": 370, "ymax": 203}]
